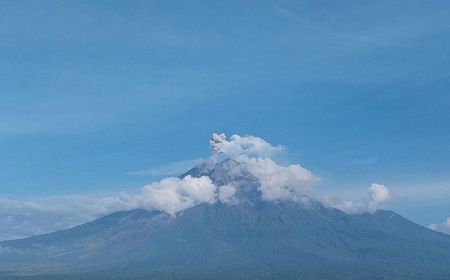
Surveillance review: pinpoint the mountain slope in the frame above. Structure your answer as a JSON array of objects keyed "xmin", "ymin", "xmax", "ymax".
[{"xmin": 1, "ymin": 161, "xmax": 450, "ymax": 279}]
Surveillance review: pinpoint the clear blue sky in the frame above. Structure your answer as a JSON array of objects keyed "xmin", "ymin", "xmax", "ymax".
[{"xmin": 1, "ymin": 0, "xmax": 450, "ymax": 231}]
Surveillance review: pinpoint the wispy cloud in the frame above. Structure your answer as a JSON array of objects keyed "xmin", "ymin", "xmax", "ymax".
[
  {"xmin": 429, "ymin": 217, "xmax": 450, "ymax": 234},
  {"xmin": 0, "ymin": 195, "xmax": 105, "ymax": 240},
  {"xmin": 321, "ymin": 183, "xmax": 392, "ymax": 214},
  {"xmin": 0, "ymin": 174, "xmax": 235, "ymax": 240}
]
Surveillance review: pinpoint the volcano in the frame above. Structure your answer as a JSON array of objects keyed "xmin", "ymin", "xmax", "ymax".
[{"xmin": 1, "ymin": 159, "xmax": 450, "ymax": 280}]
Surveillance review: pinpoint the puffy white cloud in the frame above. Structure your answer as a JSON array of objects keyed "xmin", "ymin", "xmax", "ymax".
[
  {"xmin": 210, "ymin": 133, "xmax": 318, "ymax": 202},
  {"xmin": 324, "ymin": 183, "xmax": 391, "ymax": 214},
  {"xmin": 0, "ymin": 175, "xmax": 232, "ymax": 240},
  {"xmin": 0, "ymin": 175, "xmax": 233, "ymax": 241},
  {"xmin": 218, "ymin": 185, "xmax": 238, "ymax": 204},
  {"xmin": 242, "ymin": 157, "xmax": 316, "ymax": 201},
  {"xmin": 210, "ymin": 133, "xmax": 284, "ymax": 158},
  {"xmin": 429, "ymin": 223, "xmax": 437, "ymax": 230},
  {"xmin": 368, "ymin": 183, "xmax": 391, "ymax": 212},
  {"xmin": 89, "ymin": 175, "xmax": 220, "ymax": 216},
  {"xmin": 139, "ymin": 175, "xmax": 217, "ymax": 215},
  {"xmin": 429, "ymin": 217, "xmax": 450, "ymax": 234}
]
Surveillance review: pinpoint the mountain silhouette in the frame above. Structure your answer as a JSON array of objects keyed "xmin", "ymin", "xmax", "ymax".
[{"xmin": 1, "ymin": 159, "xmax": 449, "ymax": 279}]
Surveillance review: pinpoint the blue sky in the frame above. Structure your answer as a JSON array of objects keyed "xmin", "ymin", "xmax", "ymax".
[{"xmin": 1, "ymin": 0, "xmax": 450, "ymax": 238}]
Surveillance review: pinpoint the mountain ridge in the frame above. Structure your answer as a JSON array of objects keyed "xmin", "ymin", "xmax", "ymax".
[{"xmin": 1, "ymin": 159, "xmax": 450, "ymax": 279}]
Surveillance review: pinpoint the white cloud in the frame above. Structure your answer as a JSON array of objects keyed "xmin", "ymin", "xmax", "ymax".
[
  {"xmin": 139, "ymin": 175, "xmax": 217, "ymax": 215},
  {"xmin": 325, "ymin": 199, "xmax": 360, "ymax": 214},
  {"xmin": 84, "ymin": 175, "xmax": 221, "ymax": 216},
  {"xmin": 210, "ymin": 133, "xmax": 317, "ymax": 202},
  {"xmin": 324, "ymin": 183, "xmax": 392, "ymax": 214},
  {"xmin": 0, "ymin": 175, "xmax": 229, "ymax": 240},
  {"xmin": 242, "ymin": 157, "xmax": 316, "ymax": 201},
  {"xmin": 210, "ymin": 133, "xmax": 284, "ymax": 158},
  {"xmin": 429, "ymin": 223, "xmax": 437, "ymax": 230},
  {"xmin": 218, "ymin": 185, "xmax": 238, "ymax": 204},
  {"xmin": 368, "ymin": 183, "xmax": 391, "ymax": 213},
  {"xmin": 429, "ymin": 217, "xmax": 450, "ymax": 234}
]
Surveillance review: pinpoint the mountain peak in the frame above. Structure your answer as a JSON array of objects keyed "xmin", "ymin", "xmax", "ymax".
[
  {"xmin": 180, "ymin": 158, "xmax": 239, "ymax": 181},
  {"xmin": 2, "ymin": 159, "xmax": 450, "ymax": 279},
  {"xmin": 181, "ymin": 158, "xmax": 264, "ymax": 204}
]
